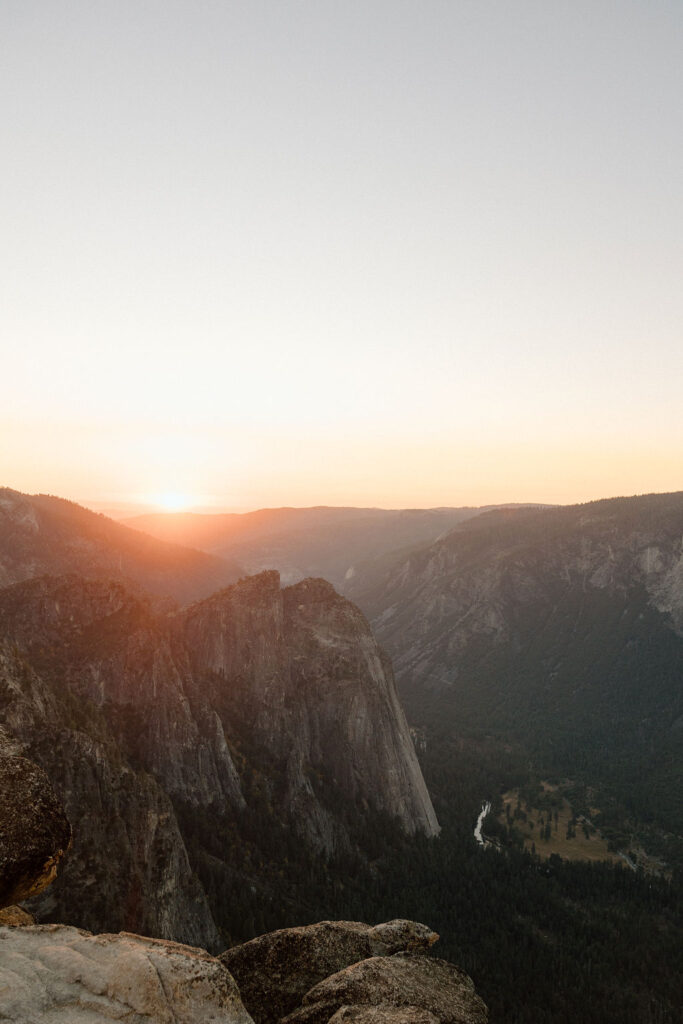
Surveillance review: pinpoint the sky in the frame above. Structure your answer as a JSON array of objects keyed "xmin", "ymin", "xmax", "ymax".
[{"xmin": 2, "ymin": 1, "xmax": 681, "ymax": 514}]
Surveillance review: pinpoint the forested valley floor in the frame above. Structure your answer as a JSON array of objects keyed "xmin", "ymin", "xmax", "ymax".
[{"xmin": 179, "ymin": 730, "xmax": 682, "ymax": 1024}]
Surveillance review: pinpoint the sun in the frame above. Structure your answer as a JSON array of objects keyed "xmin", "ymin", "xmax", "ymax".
[{"xmin": 154, "ymin": 492, "xmax": 194, "ymax": 513}]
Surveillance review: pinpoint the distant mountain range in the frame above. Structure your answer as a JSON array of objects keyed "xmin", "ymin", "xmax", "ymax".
[{"xmin": 126, "ymin": 503, "xmax": 548, "ymax": 590}]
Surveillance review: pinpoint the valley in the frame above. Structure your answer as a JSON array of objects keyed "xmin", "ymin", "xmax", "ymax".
[
  {"xmin": 1, "ymin": 488, "xmax": 682, "ymax": 1022},
  {"xmin": 125, "ymin": 503, "xmax": 547, "ymax": 591},
  {"xmin": 494, "ymin": 784, "xmax": 624, "ymax": 868},
  {"xmin": 4, "ymin": 4, "xmax": 680, "ymax": 1019},
  {"xmin": 122, "ymin": 490, "xmax": 683, "ymax": 876}
]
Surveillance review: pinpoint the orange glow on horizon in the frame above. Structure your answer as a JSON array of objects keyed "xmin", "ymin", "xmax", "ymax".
[{"xmin": 149, "ymin": 492, "xmax": 196, "ymax": 513}]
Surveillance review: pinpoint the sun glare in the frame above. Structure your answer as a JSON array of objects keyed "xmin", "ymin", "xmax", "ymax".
[{"xmin": 155, "ymin": 492, "xmax": 193, "ymax": 513}]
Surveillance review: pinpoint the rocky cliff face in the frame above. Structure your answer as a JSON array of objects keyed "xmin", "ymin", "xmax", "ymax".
[
  {"xmin": 350, "ymin": 492, "xmax": 683, "ymax": 686},
  {"xmin": 0, "ymin": 634, "xmax": 221, "ymax": 950},
  {"xmin": 183, "ymin": 572, "xmax": 439, "ymax": 845},
  {"xmin": 0, "ymin": 755, "xmax": 72, "ymax": 908},
  {"xmin": 0, "ymin": 570, "xmax": 438, "ymax": 948},
  {"xmin": 346, "ymin": 492, "xmax": 683, "ymax": 835}
]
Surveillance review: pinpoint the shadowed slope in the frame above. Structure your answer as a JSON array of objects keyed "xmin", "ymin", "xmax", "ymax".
[{"xmin": 0, "ymin": 488, "xmax": 242, "ymax": 604}]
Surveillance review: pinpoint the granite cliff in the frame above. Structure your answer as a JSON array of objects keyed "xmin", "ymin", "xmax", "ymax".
[
  {"xmin": 0, "ymin": 570, "xmax": 438, "ymax": 948},
  {"xmin": 183, "ymin": 572, "xmax": 438, "ymax": 845},
  {"xmin": 345, "ymin": 491, "xmax": 683, "ymax": 835},
  {"xmin": 348, "ymin": 492, "xmax": 683, "ymax": 677}
]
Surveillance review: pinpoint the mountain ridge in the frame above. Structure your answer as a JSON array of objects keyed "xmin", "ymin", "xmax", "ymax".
[
  {"xmin": 0, "ymin": 487, "xmax": 243, "ymax": 605},
  {"xmin": 345, "ymin": 490, "xmax": 683, "ymax": 839},
  {"xmin": 124, "ymin": 502, "xmax": 551, "ymax": 590}
]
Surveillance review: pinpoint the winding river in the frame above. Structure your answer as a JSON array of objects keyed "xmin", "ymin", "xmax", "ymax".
[{"xmin": 474, "ymin": 801, "xmax": 492, "ymax": 846}]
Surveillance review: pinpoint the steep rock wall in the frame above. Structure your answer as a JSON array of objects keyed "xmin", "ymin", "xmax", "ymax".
[
  {"xmin": 182, "ymin": 573, "xmax": 439, "ymax": 843},
  {"xmin": 0, "ymin": 639, "xmax": 220, "ymax": 949},
  {"xmin": 0, "ymin": 571, "xmax": 438, "ymax": 946}
]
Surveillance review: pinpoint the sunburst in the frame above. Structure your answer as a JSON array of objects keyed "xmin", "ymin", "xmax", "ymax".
[{"xmin": 154, "ymin": 491, "xmax": 193, "ymax": 512}]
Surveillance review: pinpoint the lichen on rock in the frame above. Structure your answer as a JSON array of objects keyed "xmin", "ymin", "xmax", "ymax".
[{"xmin": 0, "ymin": 905, "xmax": 35, "ymax": 926}]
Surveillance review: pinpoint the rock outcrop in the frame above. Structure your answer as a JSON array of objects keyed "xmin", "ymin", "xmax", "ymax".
[
  {"xmin": 0, "ymin": 787, "xmax": 483, "ymax": 1024},
  {"xmin": 328, "ymin": 1009, "xmax": 440, "ymax": 1023},
  {"xmin": 282, "ymin": 953, "xmax": 488, "ymax": 1024},
  {"xmin": 219, "ymin": 919, "xmax": 439, "ymax": 1024},
  {"xmin": 0, "ymin": 919, "xmax": 488, "ymax": 1024},
  {"xmin": 184, "ymin": 573, "xmax": 440, "ymax": 846},
  {"xmin": 0, "ymin": 755, "xmax": 72, "ymax": 908},
  {"xmin": 0, "ymin": 924, "xmax": 254, "ymax": 1023},
  {"xmin": 0, "ymin": 570, "xmax": 438, "ymax": 944},
  {"xmin": 0, "ymin": 636, "xmax": 221, "ymax": 951}
]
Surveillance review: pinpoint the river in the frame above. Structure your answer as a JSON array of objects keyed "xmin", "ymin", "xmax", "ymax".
[{"xmin": 474, "ymin": 801, "xmax": 492, "ymax": 846}]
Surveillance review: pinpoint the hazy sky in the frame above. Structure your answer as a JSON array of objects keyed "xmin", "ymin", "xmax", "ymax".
[{"xmin": 2, "ymin": 1, "xmax": 681, "ymax": 512}]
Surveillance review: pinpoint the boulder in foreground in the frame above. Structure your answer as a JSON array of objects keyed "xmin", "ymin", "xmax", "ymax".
[
  {"xmin": 282, "ymin": 952, "xmax": 488, "ymax": 1024},
  {"xmin": 0, "ymin": 924, "xmax": 254, "ymax": 1023},
  {"xmin": 219, "ymin": 919, "xmax": 438, "ymax": 1024},
  {"xmin": 329, "ymin": 1009, "xmax": 440, "ymax": 1024}
]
